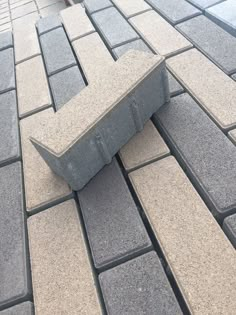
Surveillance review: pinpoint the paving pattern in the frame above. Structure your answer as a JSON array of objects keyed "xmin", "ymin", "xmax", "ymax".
[{"xmin": 0, "ymin": 0, "xmax": 236, "ymax": 314}]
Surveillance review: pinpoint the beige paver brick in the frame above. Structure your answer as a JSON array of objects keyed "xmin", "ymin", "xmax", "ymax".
[
  {"xmin": 129, "ymin": 156, "xmax": 236, "ymax": 315},
  {"xmin": 228, "ymin": 129, "xmax": 236, "ymax": 145},
  {"xmin": 0, "ymin": 15, "xmax": 10, "ymax": 25},
  {"xmin": 113, "ymin": 0, "xmax": 151, "ymax": 18},
  {"xmin": 167, "ymin": 48, "xmax": 236, "ymax": 130},
  {"xmin": 130, "ymin": 10, "xmax": 192, "ymax": 57},
  {"xmin": 73, "ymin": 32, "xmax": 114, "ymax": 83},
  {"xmin": 119, "ymin": 120, "xmax": 170, "ymax": 172},
  {"xmin": 17, "ymin": 55, "xmax": 51, "ymax": 117},
  {"xmin": 10, "ymin": 0, "xmax": 32, "ymax": 9},
  {"xmin": 60, "ymin": 4, "xmax": 95, "ymax": 41},
  {"xmin": 0, "ymin": 22, "xmax": 10, "ymax": 32},
  {"xmin": 20, "ymin": 109, "xmax": 71, "ymax": 212},
  {"xmin": 11, "ymin": 1, "xmax": 37, "ymax": 20},
  {"xmin": 28, "ymin": 200, "xmax": 102, "ymax": 315}
]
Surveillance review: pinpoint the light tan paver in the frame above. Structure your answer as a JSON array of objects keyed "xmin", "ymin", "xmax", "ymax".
[
  {"xmin": 167, "ymin": 48, "xmax": 236, "ymax": 130},
  {"xmin": 73, "ymin": 32, "xmax": 114, "ymax": 83},
  {"xmin": 11, "ymin": 1, "xmax": 37, "ymax": 20},
  {"xmin": 228, "ymin": 129, "xmax": 236, "ymax": 145},
  {"xmin": 130, "ymin": 10, "xmax": 192, "ymax": 57},
  {"xmin": 0, "ymin": 15, "xmax": 10, "ymax": 25},
  {"xmin": 112, "ymin": 0, "xmax": 151, "ymax": 18},
  {"xmin": 28, "ymin": 200, "xmax": 102, "ymax": 315},
  {"xmin": 10, "ymin": 0, "xmax": 32, "ymax": 9},
  {"xmin": 119, "ymin": 120, "xmax": 170, "ymax": 172},
  {"xmin": 17, "ymin": 55, "xmax": 51, "ymax": 117},
  {"xmin": 60, "ymin": 4, "xmax": 95, "ymax": 41},
  {"xmin": 20, "ymin": 109, "xmax": 71, "ymax": 212},
  {"xmin": 129, "ymin": 156, "xmax": 236, "ymax": 315},
  {"xmin": 0, "ymin": 22, "xmax": 10, "ymax": 32}
]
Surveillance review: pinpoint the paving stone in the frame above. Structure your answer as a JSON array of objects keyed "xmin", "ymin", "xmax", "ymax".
[
  {"xmin": 228, "ymin": 129, "xmax": 236, "ymax": 145},
  {"xmin": 11, "ymin": 2, "xmax": 37, "ymax": 20},
  {"xmin": 112, "ymin": 0, "xmax": 151, "ymax": 18},
  {"xmin": 168, "ymin": 71, "xmax": 184, "ymax": 96},
  {"xmin": 99, "ymin": 251, "xmax": 182, "ymax": 315},
  {"xmin": 60, "ymin": 4, "xmax": 95, "ymax": 41},
  {"xmin": 0, "ymin": 162, "xmax": 31, "ymax": 309},
  {"xmin": 223, "ymin": 214, "xmax": 236, "ymax": 248},
  {"xmin": 187, "ymin": 0, "xmax": 225, "ymax": 9},
  {"xmin": 73, "ymin": 32, "xmax": 114, "ymax": 83},
  {"xmin": 0, "ymin": 48, "xmax": 15, "ymax": 93},
  {"xmin": 17, "ymin": 55, "xmax": 51, "ymax": 117},
  {"xmin": 129, "ymin": 156, "xmax": 236, "ymax": 315},
  {"xmin": 147, "ymin": 0, "xmax": 200, "ymax": 25},
  {"xmin": 130, "ymin": 10, "xmax": 192, "ymax": 57},
  {"xmin": 0, "ymin": 31, "xmax": 12, "ymax": 51},
  {"xmin": 0, "ymin": 302, "xmax": 34, "ymax": 315},
  {"xmin": 167, "ymin": 49, "xmax": 236, "ymax": 129},
  {"xmin": 78, "ymin": 159, "xmax": 152, "ymax": 269},
  {"xmin": 119, "ymin": 120, "xmax": 169, "ymax": 172},
  {"xmin": 20, "ymin": 108, "xmax": 71, "ymax": 212},
  {"xmin": 176, "ymin": 15, "xmax": 236, "ymax": 75},
  {"xmin": 31, "ymin": 51, "xmax": 168, "ymax": 190},
  {"xmin": 232, "ymin": 73, "xmax": 236, "ymax": 81},
  {"xmin": 36, "ymin": 14, "xmax": 62, "ymax": 35},
  {"xmin": 27, "ymin": 200, "xmax": 102, "ymax": 315},
  {"xmin": 12, "ymin": 11, "xmax": 39, "ymax": 30},
  {"xmin": 84, "ymin": 0, "xmax": 112, "ymax": 14},
  {"xmin": 0, "ymin": 91, "xmax": 20, "ymax": 166},
  {"xmin": 91, "ymin": 7, "xmax": 139, "ymax": 48},
  {"xmin": 10, "ymin": 0, "xmax": 32, "ymax": 9},
  {"xmin": 0, "ymin": 23, "xmax": 11, "ymax": 32},
  {"xmin": 0, "ymin": 11, "xmax": 10, "ymax": 19},
  {"xmin": 36, "ymin": 0, "xmax": 63, "ymax": 9},
  {"xmin": 0, "ymin": 15, "xmax": 10, "ymax": 25},
  {"xmin": 154, "ymin": 93, "xmax": 236, "ymax": 219},
  {"xmin": 49, "ymin": 66, "xmax": 86, "ymax": 110},
  {"xmin": 205, "ymin": 0, "xmax": 236, "ymax": 37},
  {"xmin": 40, "ymin": 1, "xmax": 67, "ymax": 17},
  {"xmin": 40, "ymin": 27, "xmax": 76, "ymax": 76}
]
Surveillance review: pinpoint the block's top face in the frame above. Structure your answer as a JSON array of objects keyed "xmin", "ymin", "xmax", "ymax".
[
  {"xmin": 0, "ymin": 48, "xmax": 15, "ymax": 93},
  {"xmin": 0, "ymin": 31, "xmax": 12, "ymax": 51},
  {"xmin": 36, "ymin": 15, "xmax": 62, "ymax": 35},
  {"xmin": 112, "ymin": 0, "xmax": 151, "ymax": 18},
  {"xmin": 84, "ymin": 0, "xmax": 112, "ymax": 14},
  {"xmin": 188, "ymin": 0, "xmax": 225, "ymax": 10},
  {"xmin": 0, "ymin": 302, "xmax": 34, "ymax": 315},
  {"xmin": 206, "ymin": 0, "xmax": 236, "ymax": 25},
  {"xmin": 31, "ymin": 50, "xmax": 164, "ymax": 155},
  {"xmin": 112, "ymin": 39, "xmax": 152, "ymax": 59}
]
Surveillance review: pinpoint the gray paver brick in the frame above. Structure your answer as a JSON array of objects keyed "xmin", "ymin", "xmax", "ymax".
[
  {"xmin": 91, "ymin": 7, "xmax": 139, "ymax": 48},
  {"xmin": 154, "ymin": 93, "xmax": 236, "ymax": 219},
  {"xmin": 0, "ymin": 302, "xmax": 34, "ymax": 315},
  {"xmin": 84, "ymin": 0, "xmax": 112, "ymax": 14},
  {"xmin": 228, "ymin": 129, "xmax": 236, "ymax": 145},
  {"xmin": 147, "ymin": 0, "xmax": 201, "ymax": 25},
  {"xmin": 176, "ymin": 15, "xmax": 236, "ymax": 75},
  {"xmin": 11, "ymin": 2, "xmax": 37, "ymax": 20},
  {"xmin": 0, "ymin": 48, "xmax": 15, "ymax": 93},
  {"xmin": 99, "ymin": 251, "xmax": 182, "ymax": 315},
  {"xmin": 40, "ymin": 27, "xmax": 76, "ymax": 75},
  {"xmin": 223, "ymin": 214, "xmax": 236, "ymax": 248},
  {"xmin": 49, "ymin": 66, "xmax": 86, "ymax": 110},
  {"xmin": 40, "ymin": 1, "xmax": 67, "ymax": 18},
  {"xmin": 168, "ymin": 71, "xmax": 184, "ymax": 96},
  {"xmin": 0, "ymin": 91, "xmax": 20, "ymax": 166},
  {"xmin": 36, "ymin": 15, "xmax": 62, "ymax": 35},
  {"xmin": 187, "ymin": 0, "xmax": 225, "ymax": 10},
  {"xmin": 0, "ymin": 162, "xmax": 31, "ymax": 309},
  {"xmin": 78, "ymin": 159, "xmax": 152, "ymax": 270},
  {"xmin": 0, "ymin": 31, "xmax": 12, "ymax": 50}
]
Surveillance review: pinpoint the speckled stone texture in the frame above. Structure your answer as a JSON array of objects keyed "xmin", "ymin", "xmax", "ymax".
[
  {"xmin": 223, "ymin": 214, "xmax": 236, "ymax": 248},
  {"xmin": 187, "ymin": 0, "xmax": 224, "ymax": 10},
  {"xmin": 129, "ymin": 156, "xmax": 236, "ymax": 315},
  {"xmin": 112, "ymin": 0, "xmax": 151, "ymax": 18},
  {"xmin": 11, "ymin": 2, "xmax": 37, "ymax": 20},
  {"xmin": 0, "ymin": 31, "xmax": 12, "ymax": 51},
  {"xmin": 84, "ymin": 0, "xmax": 112, "ymax": 14},
  {"xmin": 0, "ymin": 48, "xmax": 15, "ymax": 93},
  {"xmin": 78, "ymin": 159, "xmax": 152, "ymax": 270},
  {"xmin": 228, "ymin": 129, "xmax": 236, "ymax": 145},
  {"xmin": 99, "ymin": 251, "xmax": 182, "ymax": 315},
  {"xmin": 36, "ymin": 15, "xmax": 62, "ymax": 35},
  {"xmin": 0, "ymin": 302, "xmax": 34, "ymax": 315}
]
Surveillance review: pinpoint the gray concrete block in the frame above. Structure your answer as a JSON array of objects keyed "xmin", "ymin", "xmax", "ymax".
[
  {"xmin": 36, "ymin": 15, "xmax": 61, "ymax": 35},
  {"xmin": 0, "ymin": 91, "xmax": 20, "ymax": 166},
  {"xmin": 0, "ymin": 48, "xmax": 15, "ymax": 93},
  {"xmin": 187, "ymin": 0, "xmax": 225, "ymax": 10},
  {"xmin": 154, "ymin": 93, "xmax": 236, "ymax": 220},
  {"xmin": 0, "ymin": 31, "xmax": 12, "ymax": 51},
  {"xmin": 91, "ymin": 7, "xmax": 139, "ymax": 48},
  {"xmin": 205, "ymin": 0, "xmax": 236, "ymax": 37},
  {"xmin": 31, "ymin": 51, "xmax": 169, "ymax": 190},
  {"xmin": 0, "ymin": 162, "xmax": 31, "ymax": 309},
  {"xmin": 99, "ymin": 251, "xmax": 182, "ymax": 315},
  {"xmin": 84, "ymin": 0, "xmax": 112, "ymax": 14},
  {"xmin": 0, "ymin": 302, "xmax": 34, "ymax": 314},
  {"xmin": 147, "ymin": 0, "xmax": 201, "ymax": 25},
  {"xmin": 49, "ymin": 66, "xmax": 86, "ymax": 110},
  {"xmin": 40, "ymin": 27, "xmax": 76, "ymax": 76},
  {"xmin": 78, "ymin": 159, "xmax": 152, "ymax": 270},
  {"xmin": 176, "ymin": 15, "xmax": 236, "ymax": 75},
  {"xmin": 223, "ymin": 214, "xmax": 236, "ymax": 248}
]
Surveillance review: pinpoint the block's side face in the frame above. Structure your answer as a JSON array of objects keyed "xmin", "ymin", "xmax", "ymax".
[
  {"xmin": 0, "ymin": 302, "xmax": 34, "ymax": 315},
  {"xmin": 223, "ymin": 214, "xmax": 236, "ymax": 248}
]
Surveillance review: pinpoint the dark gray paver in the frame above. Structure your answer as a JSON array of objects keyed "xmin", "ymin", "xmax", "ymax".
[
  {"xmin": 154, "ymin": 93, "xmax": 236, "ymax": 220},
  {"xmin": 0, "ymin": 162, "xmax": 31, "ymax": 309},
  {"xmin": 36, "ymin": 15, "xmax": 62, "ymax": 35},
  {"xmin": 0, "ymin": 302, "xmax": 34, "ymax": 314},
  {"xmin": 78, "ymin": 158, "xmax": 152, "ymax": 270},
  {"xmin": 0, "ymin": 91, "xmax": 20, "ymax": 166},
  {"xmin": 0, "ymin": 48, "xmax": 15, "ymax": 93},
  {"xmin": 99, "ymin": 251, "xmax": 182, "ymax": 315},
  {"xmin": 223, "ymin": 214, "xmax": 236, "ymax": 248},
  {"xmin": 147, "ymin": 0, "xmax": 201, "ymax": 25},
  {"xmin": 168, "ymin": 71, "xmax": 184, "ymax": 97},
  {"xmin": 40, "ymin": 27, "xmax": 76, "ymax": 76},
  {"xmin": 187, "ymin": 0, "xmax": 225, "ymax": 10},
  {"xmin": 91, "ymin": 7, "xmax": 139, "ymax": 49},
  {"xmin": 232, "ymin": 74, "xmax": 236, "ymax": 81},
  {"xmin": 205, "ymin": 0, "xmax": 236, "ymax": 37},
  {"xmin": 176, "ymin": 15, "xmax": 236, "ymax": 75},
  {"xmin": 84, "ymin": 0, "xmax": 113, "ymax": 14},
  {"xmin": 0, "ymin": 31, "xmax": 12, "ymax": 51},
  {"xmin": 49, "ymin": 65, "xmax": 86, "ymax": 110}
]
